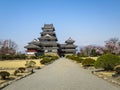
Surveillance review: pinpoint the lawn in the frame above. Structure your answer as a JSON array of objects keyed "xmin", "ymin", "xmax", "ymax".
[
  {"xmin": 0, "ymin": 59, "xmax": 44, "ymax": 85},
  {"xmin": 83, "ymin": 57, "xmax": 98, "ymax": 60},
  {"xmin": 0, "ymin": 59, "xmax": 44, "ymax": 68},
  {"xmin": 98, "ymin": 71, "xmax": 115, "ymax": 77}
]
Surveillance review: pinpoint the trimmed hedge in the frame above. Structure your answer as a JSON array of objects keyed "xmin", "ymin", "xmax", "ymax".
[
  {"xmin": 0, "ymin": 54, "xmax": 27, "ymax": 60},
  {"xmin": 66, "ymin": 55, "xmax": 83, "ymax": 63},
  {"xmin": 25, "ymin": 61, "xmax": 36, "ymax": 68},
  {"xmin": 18, "ymin": 67, "xmax": 26, "ymax": 73},
  {"xmin": 94, "ymin": 53, "xmax": 120, "ymax": 70},
  {"xmin": 0, "ymin": 71, "xmax": 10, "ymax": 80},
  {"xmin": 82, "ymin": 58, "xmax": 95, "ymax": 67},
  {"xmin": 40, "ymin": 56, "xmax": 59, "ymax": 64}
]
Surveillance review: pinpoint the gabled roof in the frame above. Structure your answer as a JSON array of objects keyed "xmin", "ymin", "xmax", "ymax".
[
  {"xmin": 42, "ymin": 24, "xmax": 55, "ymax": 31},
  {"xmin": 41, "ymin": 41, "xmax": 57, "ymax": 45},
  {"xmin": 28, "ymin": 39, "xmax": 41, "ymax": 45},
  {"xmin": 40, "ymin": 34, "xmax": 57, "ymax": 40},
  {"xmin": 44, "ymin": 24, "xmax": 53, "ymax": 28},
  {"xmin": 41, "ymin": 32, "xmax": 56, "ymax": 35},
  {"xmin": 65, "ymin": 37, "xmax": 75, "ymax": 44},
  {"xmin": 24, "ymin": 44, "xmax": 40, "ymax": 49}
]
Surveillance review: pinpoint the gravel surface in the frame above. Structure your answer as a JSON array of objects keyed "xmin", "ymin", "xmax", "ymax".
[{"xmin": 2, "ymin": 58, "xmax": 120, "ymax": 90}]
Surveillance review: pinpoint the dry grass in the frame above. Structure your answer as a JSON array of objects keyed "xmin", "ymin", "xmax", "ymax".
[
  {"xmin": 0, "ymin": 70, "xmax": 31, "ymax": 84},
  {"xmin": 98, "ymin": 71, "xmax": 115, "ymax": 77},
  {"xmin": 0, "ymin": 59, "xmax": 45, "ymax": 85},
  {"xmin": 0, "ymin": 59, "xmax": 44, "ymax": 68},
  {"xmin": 83, "ymin": 57, "xmax": 98, "ymax": 60}
]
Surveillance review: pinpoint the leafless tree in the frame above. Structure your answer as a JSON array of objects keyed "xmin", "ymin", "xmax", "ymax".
[
  {"xmin": 80, "ymin": 45, "xmax": 104, "ymax": 56},
  {"xmin": 0, "ymin": 39, "xmax": 18, "ymax": 55}
]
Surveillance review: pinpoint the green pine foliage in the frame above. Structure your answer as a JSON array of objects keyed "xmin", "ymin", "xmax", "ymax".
[
  {"xmin": 81, "ymin": 58, "xmax": 95, "ymax": 67},
  {"xmin": 25, "ymin": 61, "xmax": 36, "ymax": 68},
  {"xmin": 94, "ymin": 53, "xmax": 120, "ymax": 70},
  {"xmin": 40, "ymin": 55, "xmax": 59, "ymax": 64},
  {"xmin": 0, "ymin": 71, "xmax": 10, "ymax": 80},
  {"xmin": 66, "ymin": 55, "xmax": 84, "ymax": 63}
]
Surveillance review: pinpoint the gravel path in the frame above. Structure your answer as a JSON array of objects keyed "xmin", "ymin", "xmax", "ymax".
[{"xmin": 2, "ymin": 58, "xmax": 120, "ymax": 90}]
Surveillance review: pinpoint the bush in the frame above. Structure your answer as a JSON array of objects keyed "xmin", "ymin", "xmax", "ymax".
[
  {"xmin": 82, "ymin": 58, "xmax": 95, "ymax": 67},
  {"xmin": 25, "ymin": 61, "xmax": 36, "ymax": 68},
  {"xmin": 40, "ymin": 56, "xmax": 58, "ymax": 64},
  {"xmin": 66, "ymin": 55, "xmax": 83, "ymax": 63},
  {"xmin": 40, "ymin": 57, "xmax": 52, "ymax": 64},
  {"xmin": 51, "ymin": 56, "xmax": 59, "ymax": 60},
  {"xmin": 0, "ymin": 71, "xmax": 10, "ymax": 80},
  {"xmin": 0, "ymin": 54, "xmax": 27, "ymax": 60},
  {"xmin": 94, "ymin": 53, "xmax": 120, "ymax": 70},
  {"xmin": 114, "ymin": 65, "xmax": 120, "ymax": 74},
  {"xmin": 30, "ymin": 56, "xmax": 38, "ymax": 59},
  {"xmin": 14, "ymin": 70, "xmax": 20, "ymax": 76},
  {"xmin": 18, "ymin": 67, "xmax": 26, "ymax": 73},
  {"xmin": 14, "ymin": 54, "xmax": 27, "ymax": 59},
  {"xmin": 1, "ymin": 54, "xmax": 14, "ymax": 60}
]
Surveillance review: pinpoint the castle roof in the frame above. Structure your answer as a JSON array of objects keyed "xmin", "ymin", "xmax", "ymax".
[
  {"xmin": 28, "ymin": 39, "xmax": 41, "ymax": 45},
  {"xmin": 42, "ymin": 24, "xmax": 55, "ymax": 31},
  {"xmin": 41, "ymin": 32, "xmax": 56, "ymax": 35},
  {"xmin": 40, "ymin": 34, "xmax": 57, "ymax": 40},
  {"xmin": 65, "ymin": 37, "xmax": 75, "ymax": 44},
  {"xmin": 24, "ymin": 44, "xmax": 40, "ymax": 49},
  {"xmin": 60, "ymin": 44, "xmax": 77, "ymax": 48},
  {"xmin": 65, "ymin": 44, "xmax": 77, "ymax": 48}
]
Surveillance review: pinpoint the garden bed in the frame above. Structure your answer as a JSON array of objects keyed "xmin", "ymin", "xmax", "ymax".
[{"xmin": 0, "ymin": 59, "xmax": 45, "ymax": 89}]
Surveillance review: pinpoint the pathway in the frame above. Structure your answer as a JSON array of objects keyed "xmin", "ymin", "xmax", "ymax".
[{"xmin": 2, "ymin": 58, "xmax": 120, "ymax": 90}]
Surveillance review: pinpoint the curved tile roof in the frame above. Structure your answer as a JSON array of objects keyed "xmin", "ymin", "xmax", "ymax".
[
  {"xmin": 65, "ymin": 37, "xmax": 75, "ymax": 44},
  {"xmin": 40, "ymin": 34, "xmax": 57, "ymax": 40},
  {"xmin": 28, "ymin": 39, "xmax": 41, "ymax": 45},
  {"xmin": 24, "ymin": 44, "xmax": 40, "ymax": 49}
]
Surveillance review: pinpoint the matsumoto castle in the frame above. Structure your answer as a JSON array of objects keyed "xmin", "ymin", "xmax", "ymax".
[{"xmin": 24, "ymin": 24, "xmax": 77, "ymax": 56}]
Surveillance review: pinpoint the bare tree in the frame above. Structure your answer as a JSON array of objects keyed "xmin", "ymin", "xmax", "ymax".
[
  {"xmin": 80, "ymin": 45, "xmax": 105, "ymax": 57},
  {"xmin": 0, "ymin": 39, "xmax": 18, "ymax": 55}
]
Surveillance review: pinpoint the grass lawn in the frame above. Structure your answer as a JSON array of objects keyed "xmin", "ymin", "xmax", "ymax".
[
  {"xmin": 0, "ymin": 69, "xmax": 31, "ymax": 84},
  {"xmin": 0, "ymin": 59, "xmax": 45, "ymax": 85},
  {"xmin": 0, "ymin": 59, "xmax": 44, "ymax": 68},
  {"xmin": 98, "ymin": 71, "xmax": 115, "ymax": 77},
  {"xmin": 82, "ymin": 57, "xmax": 98, "ymax": 60}
]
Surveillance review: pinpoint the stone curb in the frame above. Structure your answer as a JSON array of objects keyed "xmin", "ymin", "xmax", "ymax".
[{"xmin": 92, "ymin": 71, "xmax": 120, "ymax": 86}]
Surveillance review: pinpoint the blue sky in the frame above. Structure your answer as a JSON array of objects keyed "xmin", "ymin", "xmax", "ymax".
[{"xmin": 0, "ymin": 0, "xmax": 120, "ymax": 52}]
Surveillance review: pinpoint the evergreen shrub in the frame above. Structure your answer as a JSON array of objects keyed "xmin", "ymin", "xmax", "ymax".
[
  {"xmin": 14, "ymin": 70, "xmax": 20, "ymax": 76},
  {"xmin": 18, "ymin": 67, "xmax": 26, "ymax": 73},
  {"xmin": 66, "ymin": 55, "xmax": 83, "ymax": 63},
  {"xmin": 40, "ymin": 56, "xmax": 58, "ymax": 64},
  {"xmin": 0, "ymin": 71, "xmax": 10, "ymax": 80},
  {"xmin": 82, "ymin": 58, "xmax": 95, "ymax": 67},
  {"xmin": 94, "ymin": 53, "xmax": 120, "ymax": 70},
  {"xmin": 25, "ymin": 61, "xmax": 36, "ymax": 68}
]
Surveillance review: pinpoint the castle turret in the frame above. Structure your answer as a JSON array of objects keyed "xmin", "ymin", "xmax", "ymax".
[{"xmin": 59, "ymin": 37, "xmax": 77, "ymax": 56}]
